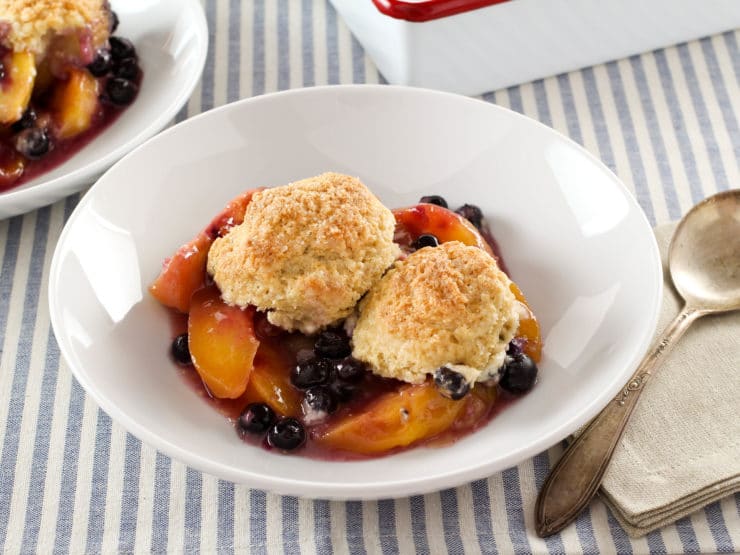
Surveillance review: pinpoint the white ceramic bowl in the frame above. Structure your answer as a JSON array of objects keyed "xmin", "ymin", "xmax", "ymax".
[
  {"xmin": 49, "ymin": 85, "xmax": 662, "ymax": 499},
  {"xmin": 0, "ymin": 0, "xmax": 208, "ymax": 219}
]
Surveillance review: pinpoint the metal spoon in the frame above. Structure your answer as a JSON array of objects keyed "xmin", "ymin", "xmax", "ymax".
[{"xmin": 535, "ymin": 189, "xmax": 740, "ymax": 537}]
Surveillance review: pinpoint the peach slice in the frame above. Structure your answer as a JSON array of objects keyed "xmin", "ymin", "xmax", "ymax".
[
  {"xmin": 0, "ymin": 148, "xmax": 25, "ymax": 189},
  {"xmin": 0, "ymin": 52, "xmax": 37, "ymax": 124},
  {"xmin": 206, "ymin": 188, "xmax": 264, "ymax": 238},
  {"xmin": 150, "ymin": 234, "xmax": 211, "ymax": 313},
  {"xmin": 448, "ymin": 385, "xmax": 497, "ymax": 434},
  {"xmin": 149, "ymin": 188, "xmax": 262, "ymax": 312},
  {"xmin": 51, "ymin": 67, "xmax": 100, "ymax": 139},
  {"xmin": 243, "ymin": 342, "xmax": 303, "ymax": 418},
  {"xmin": 510, "ymin": 282, "xmax": 542, "ymax": 362},
  {"xmin": 188, "ymin": 286, "xmax": 260, "ymax": 399},
  {"xmin": 393, "ymin": 204, "xmax": 493, "ymax": 256},
  {"xmin": 313, "ymin": 380, "xmax": 466, "ymax": 455},
  {"xmin": 45, "ymin": 32, "xmax": 96, "ymax": 75}
]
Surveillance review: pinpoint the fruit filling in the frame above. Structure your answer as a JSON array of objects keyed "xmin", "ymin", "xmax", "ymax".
[
  {"xmin": 0, "ymin": 0, "xmax": 141, "ymax": 192},
  {"xmin": 151, "ymin": 173, "xmax": 542, "ymax": 459}
]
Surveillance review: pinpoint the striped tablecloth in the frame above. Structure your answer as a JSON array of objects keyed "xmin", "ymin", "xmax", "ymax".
[{"xmin": 1, "ymin": 2, "xmax": 738, "ymax": 553}]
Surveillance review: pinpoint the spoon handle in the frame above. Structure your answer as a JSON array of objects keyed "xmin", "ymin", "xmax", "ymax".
[{"xmin": 534, "ymin": 305, "xmax": 704, "ymax": 537}]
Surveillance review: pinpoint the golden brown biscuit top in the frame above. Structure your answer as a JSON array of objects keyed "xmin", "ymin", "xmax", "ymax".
[
  {"xmin": 207, "ymin": 172, "xmax": 400, "ymax": 333},
  {"xmin": 0, "ymin": 0, "xmax": 109, "ymax": 55},
  {"xmin": 368, "ymin": 241, "xmax": 512, "ymax": 339},
  {"xmin": 241, "ymin": 172, "xmax": 394, "ymax": 265},
  {"xmin": 352, "ymin": 240, "xmax": 519, "ymax": 384}
]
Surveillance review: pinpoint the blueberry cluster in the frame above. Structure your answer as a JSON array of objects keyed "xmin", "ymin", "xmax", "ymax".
[
  {"xmin": 89, "ymin": 33, "xmax": 141, "ymax": 107},
  {"xmin": 291, "ymin": 329, "xmax": 367, "ymax": 416},
  {"xmin": 237, "ymin": 403, "xmax": 306, "ymax": 451}
]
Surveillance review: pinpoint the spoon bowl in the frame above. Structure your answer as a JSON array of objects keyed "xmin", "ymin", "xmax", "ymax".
[{"xmin": 669, "ymin": 189, "xmax": 740, "ymax": 311}]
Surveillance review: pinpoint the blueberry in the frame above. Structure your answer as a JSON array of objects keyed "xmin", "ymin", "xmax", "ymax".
[
  {"xmin": 433, "ymin": 366, "xmax": 471, "ymax": 400},
  {"xmin": 295, "ymin": 348, "xmax": 315, "ymax": 364},
  {"xmin": 109, "ymin": 10, "xmax": 120, "ymax": 33},
  {"xmin": 333, "ymin": 357, "xmax": 366, "ymax": 383},
  {"xmin": 11, "ymin": 108, "xmax": 37, "ymax": 133},
  {"xmin": 87, "ymin": 49, "xmax": 112, "ymax": 77},
  {"xmin": 304, "ymin": 387, "xmax": 337, "ymax": 414},
  {"xmin": 105, "ymin": 77, "xmax": 138, "ymax": 106},
  {"xmin": 14, "ymin": 128, "xmax": 50, "ymax": 159},
  {"xmin": 267, "ymin": 418, "xmax": 306, "ymax": 451},
  {"xmin": 499, "ymin": 353, "xmax": 538, "ymax": 394},
  {"xmin": 114, "ymin": 57, "xmax": 140, "ymax": 80},
  {"xmin": 171, "ymin": 333, "xmax": 191, "ymax": 364},
  {"xmin": 419, "ymin": 195, "xmax": 448, "ymax": 208},
  {"xmin": 314, "ymin": 329, "xmax": 351, "ymax": 359},
  {"xmin": 237, "ymin": 403, "xmax": 275, "ymax": 435},
  {"xmin": 328, "ymin": 380, "xmax": 356, "ymax": 403},
  {"xmin": 109, "ymin": 36, "xmax": 137, "ymax": 60},
  {"xmin": 291, "ymin": 357, "xmax": 331, "ymax": 389},
  {"xmin": 455, "ymin": 204, "xmax": 483, "ymax": 229},
  {"xmin": 412, "ymin": 234, "xmax": 439, "ymax": 250}
]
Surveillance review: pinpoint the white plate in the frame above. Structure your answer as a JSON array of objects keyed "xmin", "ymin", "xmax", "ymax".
[
  {"xmin": 49, "ymin": 85, "xmax": 662, "ymax": 499},
  {"xmin": 0, "ymin": 0, "xmax": 208, "ymax": 219}
]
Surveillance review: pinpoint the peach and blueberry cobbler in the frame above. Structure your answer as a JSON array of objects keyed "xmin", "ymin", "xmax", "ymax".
[
  {"xmin": 0, "ymin": 0, "xmax": 140, "ymax": 190},
  {"xmin": 150, "ymin": 173, "xmax": 542, "ymax": 458}
]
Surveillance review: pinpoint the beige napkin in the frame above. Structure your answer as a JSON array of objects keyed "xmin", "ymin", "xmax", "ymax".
[{"xmin": 596, "ymin": 222, "xmax": 740, "ymax": 537}]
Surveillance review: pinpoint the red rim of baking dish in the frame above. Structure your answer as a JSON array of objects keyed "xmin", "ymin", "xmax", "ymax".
[{"xmin": 371, "ymin": 0, "xmax": 511, "ymax": 22}]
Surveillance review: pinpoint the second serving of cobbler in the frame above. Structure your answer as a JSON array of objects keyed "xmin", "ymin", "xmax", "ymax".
[{"xmin": 0, "ymin": 0, "xmax": 141, "ymax": 191}]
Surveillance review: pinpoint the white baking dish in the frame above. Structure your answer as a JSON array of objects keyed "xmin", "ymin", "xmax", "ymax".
[{"xmin": 329, "ymin": 0, "xmax": 740, "ymax": 95}]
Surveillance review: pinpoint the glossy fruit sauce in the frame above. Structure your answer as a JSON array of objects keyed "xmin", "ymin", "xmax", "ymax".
[
  {"xmin": 0, "ymin": 105, "xmax": 124, "ymax": 191},
  {"xmin": 164, "ymin": 199, "xmax": 542, "ymax": 460}
]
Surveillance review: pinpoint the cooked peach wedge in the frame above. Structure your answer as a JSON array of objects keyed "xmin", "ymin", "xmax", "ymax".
[
  {"xmin": 0, "ymin": 51, "xmax": 37, "ymax": 124},
  {"xmin": 313, "ymin": 381, "xmax": 467, "ymax": 455},
  {"xmin": 149, "ymin": 188, "xmax": 262, "ymax": 312},
  {"xmin": 0, "ymin": 148, "xmax": 25, "ymax": 187},
  {"xmin": 243, "ymin": 342, "xmax": 303, "ymax": 418},
  {"xmin": 446, "ymin": 386, "xmax": 498, "ymax": 434},
  {"xmin": 393, "ymin": 203, "xmax": 494, "ymax": 256},
  {"xmin": 510, "ymin": 282, "xmax": 542, "ymax": 362},
  {"xmin": 150, "ymin": 234, "xmax": 211, "ymax": 314},
  {"xmin": 188, "ymin": 286, "xmax": 260, "ymax": 399},
  {"xmin": 51, "ymin": 68, "xmax": 101, "ymax": 139}
]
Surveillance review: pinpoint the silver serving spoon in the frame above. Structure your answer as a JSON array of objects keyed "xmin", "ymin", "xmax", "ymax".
[{"xmin": 535, "ymin": 189, "xmax": 740, "ymax": 537}]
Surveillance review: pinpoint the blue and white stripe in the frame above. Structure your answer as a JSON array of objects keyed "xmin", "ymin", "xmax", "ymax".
[{"xmin": 0, "ymin": 1, "xmax": 738, "ymax": 552}]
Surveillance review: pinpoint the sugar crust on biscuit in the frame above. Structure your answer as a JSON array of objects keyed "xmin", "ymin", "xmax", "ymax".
[
  {"xmin": 0, "ymin": 0, "xmax": 110, "ymax": 56},
  {"xmin": 352, "ymin": 241, "xmax": 519, "ymax": 384},
  {"xmin": 207, "ymin": 172, "xmax": 401, "ymax": 334}
]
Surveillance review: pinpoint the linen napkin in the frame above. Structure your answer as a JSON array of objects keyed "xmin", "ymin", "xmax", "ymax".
[{"xmin": 597, "ymin": 222, "xmax": 740, "ymax": 537}]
